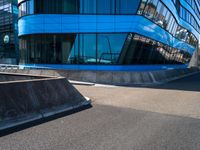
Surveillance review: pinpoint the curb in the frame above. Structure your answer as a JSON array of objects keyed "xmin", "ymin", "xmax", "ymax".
[
  {"xmin": 69, "ymin": 80, "xmax": 95, "ymax": 86},
  {"xmin": 0, "ymin": 99, "xmax": 91, "ymax": 134}
]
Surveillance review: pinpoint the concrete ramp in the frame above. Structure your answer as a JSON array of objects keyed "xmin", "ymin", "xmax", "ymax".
[{"xmin": 0, "ymin": 72, "xmax": 90, "ymax": 132}]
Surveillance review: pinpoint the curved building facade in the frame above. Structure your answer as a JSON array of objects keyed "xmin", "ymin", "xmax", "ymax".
[{"xmin": 18, "ymin": 0, "xmax": 200, "ymax": 71}]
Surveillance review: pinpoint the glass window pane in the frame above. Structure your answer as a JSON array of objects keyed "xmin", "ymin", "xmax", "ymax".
[
  {"xmin": 63, "ymin": 0, "xmax": 79, "ymax": 14},
  {"xmin": 117, "ymin": 0, "xmax": 137, "ymax": 14},
  {"xmin": 137, "ymin": 0, "xmax": 148, "ymax": 15},
  {"xmin": 97, "ymin": 0, "xmax": 115, "ymax": 14},
  {"xmin": 163, "ymin": 10, "xmax": 170, "ymax": 29},
  {"xmin": 80, "ymin": 0, "xmax": 96, "ymax": 14},
  {"xmin": 97, "ymin": 34, "xmax": 127, "ymax": 64},
  {"xmin": 34, "ymin": 0, "xmax": 79, "ymax": 14},
  {"xmin": 67, "ymin": 35, "xmax": 79, "ymax": 64},
  {"xmin": 144, "ymin": 0, "xmax": 158, "ymax": 19},
  {"xmin": 79, "ymin": 34, "xmax": 97, "ymax": 64},
  {"xmin": 154, "ymin": 2, "xmax": 165, "ymax": 27}
]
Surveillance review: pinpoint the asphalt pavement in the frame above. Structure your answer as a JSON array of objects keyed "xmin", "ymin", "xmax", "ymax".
[{"xmin": 0, "ymin": 73, "xmax": 200, "ymax": 150}]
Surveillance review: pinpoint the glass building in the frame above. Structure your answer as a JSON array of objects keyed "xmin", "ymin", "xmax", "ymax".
[
  {"xmin": 0, "ymin": 0, "xmax": 18, "ymax": 64},
  {"xmin": 18, "ymin": 0, "xmax": 200, "ymax": 71}
]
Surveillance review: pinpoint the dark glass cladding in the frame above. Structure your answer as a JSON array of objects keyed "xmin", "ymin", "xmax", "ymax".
[
  {"xmin": 19, "ymin": 33, "xmax": 192, "ymax": 65},
  {"xmin": 18, "ymin": 0, "xmax": 140, "ymax": 17},
  {"xmin": 138, "ymin": 0, "xmax": 198, "ymax": 48},
  {"xmin": 35, "ymin": 0, "xmax": 80, "ymax": 14}
]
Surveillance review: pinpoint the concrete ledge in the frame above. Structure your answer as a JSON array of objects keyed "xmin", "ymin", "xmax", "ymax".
[
  {"xmin": 0, "ymin": 72, "xmax": 90, "ymax": 133},
  {"xmin": 0, "ymin": 67, "xmax": 199, "ymax": 86},
  {"xmin": 57, "ymin": 68, "xmax": 200, "ymax": 86}
]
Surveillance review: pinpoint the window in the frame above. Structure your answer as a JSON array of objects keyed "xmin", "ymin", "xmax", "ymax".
[
  {"xmin": 97, "ymin": 0, "xmax": 115, "ymax": 14},
  {"xmin": 175, "ymin": 26, "xmax": 188, "ymax": 42},
  {"xmin": 169, "ymin": 17, "xmax": 175, "ymax": 34},
  {"xmin": 34, "ymin": 0, "xmax": 79, "ymax": 14},
  {"xmin": 19, "ymin": 33, "xmax": 193, "ymax": 65},
  {"xmin": 137, "ymin": 0, "xmax": 198, "ymax": 47},
  {"xmin": 116, "ymin": 0, "xmax": 139, "ymax": 14},
  {"xmin": 67, "ymin": 36, "xmax": 79, "ymax": 64},
  {"xmin": 143, "ymin": 0, "xmax": 158, "ymax": 20},
  {"xmin": 172, "ymin": 21, "xmax": 178, "ymax": 36},
  {"xmin": 185, "ymin": 0, "xmax": 200, "ymax": 22},
  {"xmin": 97, "ymin": 34, "xmax": 127, "ymax": 64},
  {"xmin": 63, "ymin": 0, "xmax": 79, "ymax": 14},
  {"xmin": 179, "ymin": 5, "xmax": 200, "ymax": 33},
  {"xmin": 163, "ymin": 10, "xmax": 170, "ymax": 29},
  {"xmin": 153, "ymin": 2, "xmax": 165, "ymax": 27},
  {"xmin": 79, "ymin": 34, "xmax": 97, "ymax": 64},
  {"xmin": 117, "ymin": 33, "xmax": 191, "ymax": 65},
  {"xmin": 80, "ymin": 0, "xmax": 96, "ymax": 14},
  {"xmin": 21, "ymin": 34, "xmax": 76, "ymax": 64},
  {"xmin": 137, "ymin": 0, "xmax": 148, "ymax": 15},
  {"xmin": 18, "ymin": 0, "xmax": 31, "ymax": 17},
  {"xmin": 33, "ymin": 0, "xmax": 141, "ymax": 15}
]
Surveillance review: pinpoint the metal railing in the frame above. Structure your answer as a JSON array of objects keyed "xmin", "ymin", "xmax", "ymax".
[{"xmin": 0, "ymin": 64, "xmax": 19, "ymax": 70}]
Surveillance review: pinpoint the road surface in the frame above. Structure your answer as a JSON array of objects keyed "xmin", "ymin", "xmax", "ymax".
[{"xmin": 0, "ymin": 73, "xmax": 200, "ymax": 150}]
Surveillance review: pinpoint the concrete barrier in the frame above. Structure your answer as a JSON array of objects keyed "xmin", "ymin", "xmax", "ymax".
[{"xmin": 0, "ymin": 72, "xmax": 90, "ymax": 132}]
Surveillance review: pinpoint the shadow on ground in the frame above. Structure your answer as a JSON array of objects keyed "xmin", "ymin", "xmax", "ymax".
[
  {"xmin": 1, "ymin": 104, "xmax": 200, "ymax": 150},
  {"xmin": 0, "ymin": 104, "xmax": 92, "ymax": 137},
  {"xmin": 131, "ymin": 73, "xmax": 200, "ymax": 92}
]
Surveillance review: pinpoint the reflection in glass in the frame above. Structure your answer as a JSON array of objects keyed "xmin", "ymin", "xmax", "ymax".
[
  {"xmin": 19, "ymin": 33, "xmax": 192, "ymax": 65},
  {"xmin": 119, "ymin": 33, "xmax": 192, "ymax": 65},
  {"xmin": 137, "ymin": 0, "xmax": 198, "ymax": 48},
  {"xmin": 79, "ymin": 34, "xmax": 97, "ymax": 64},
  {"xmin": 137, "ymin": 0, "xmax": 148, "ymax": 15},
  {"xmin": 97, "ymin": 34, "xmax": 127, "ymax": 64},
  {"xmin": 143, "ymin": 0, "xmax": 158, "ymax": 20}
]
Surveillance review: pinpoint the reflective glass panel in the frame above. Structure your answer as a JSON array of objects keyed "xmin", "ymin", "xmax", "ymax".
[
  {"xmin": 80, "ymin": 0, "xmax": 96, "ymax": 14},
  {"xmin": 79, "ymin": 34, "xmax": 97, "ymax": 64},
  {"xmin": 97, "ymin": 34, "xmax": 127, "ymax": 64},
  {"xmin": 97, "ymin": 0, "xmax": 115, "ymax": 14}
]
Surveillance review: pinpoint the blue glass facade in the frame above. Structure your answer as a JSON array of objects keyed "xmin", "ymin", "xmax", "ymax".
[{"xmin": 18, "ymin": 0, "xmax": 200, "ymax": 71}]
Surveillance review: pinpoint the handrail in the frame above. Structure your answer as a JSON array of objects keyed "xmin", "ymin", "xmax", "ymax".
[{"xmin": 0, "ymin": 64, "xmax": 19, "ymax": 69}]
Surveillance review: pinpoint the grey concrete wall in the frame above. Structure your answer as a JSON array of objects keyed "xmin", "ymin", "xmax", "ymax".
[
  {"xmin": 0, "ymin": 67, "xmax": 199, "ymax": 86},
  {"xmin": 56, "ymin": 68, "xmax": 200, "ymax": 85}
]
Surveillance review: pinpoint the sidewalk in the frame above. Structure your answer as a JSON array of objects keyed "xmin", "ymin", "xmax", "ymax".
[{"xmin": 75, "ymin": 73, "xmax": 200, "ymax": 119}]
